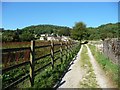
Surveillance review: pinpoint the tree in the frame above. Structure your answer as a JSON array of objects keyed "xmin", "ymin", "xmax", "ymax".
[
  {"xmin": 22, "ymin": 24, "xmax": 71, "ymax": 36},
  {"xmin": 71, "ymin": 22, "xmax": 87, "ymax": 42},
  {"xmin": 2, "ymin": 30, "xmax": 14, "ymax": 42},
  {"xmin": 86, "ymin": 27, "xmax": 100, "ymax": 40},
  {"xmin": 58, "ymin": 28, "xmax": 70, "ymax": 36},
  {"xmin": 13, "ymin": 28, "xmax": 20, "ymax": 41},
  {"xmin": 19, "ymin": 31, "xmax": 34, "ymax": 41}
]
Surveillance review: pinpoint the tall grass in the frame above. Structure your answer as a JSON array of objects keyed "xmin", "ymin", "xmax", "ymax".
[{"xmin": 88, "ymin": 44, "xmax": 120, "ymax": 88}]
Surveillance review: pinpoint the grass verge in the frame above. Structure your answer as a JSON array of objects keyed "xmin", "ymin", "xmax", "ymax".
[
  {"xmin": 79, "ymin": 45, "xmax": 99, "ymax": 88},
  {"xmin": 88, "ymin": 44, "xmax": 120, "ymax": 88}
]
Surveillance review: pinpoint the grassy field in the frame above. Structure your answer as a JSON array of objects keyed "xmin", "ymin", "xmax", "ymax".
[{"xmin": 88, "ymin": 44, "xmax": 120, "ymax": 88}]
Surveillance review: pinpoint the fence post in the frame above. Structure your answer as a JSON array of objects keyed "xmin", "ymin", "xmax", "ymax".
[
  {"xmin": 67, "ymin": 41, "xmax": 70, "ymax": 58},
  {"xmin": 60, "ymin": 41, "xmax": 63, "ymax": 63},
  {"xmin": 65, "ymin": 42, "xmax": 68, "ymax": 60},
  {"xmin": 30, "ymin": 40, "xmax": 35, "ymax": 87},
  {"xmin": 51, "ymin": 40, "xmax": 54, "ymax": 69},
  {"xmin": 68, "ymin": 41, "xmax": 72, "ymax": 58},
  {"xmin": 69, "ymin": 41, "xmax": 71, "ymax": 57},
  {"xmin": 70, "ymin": 41, "xmax": 72, "ymax": 53}
]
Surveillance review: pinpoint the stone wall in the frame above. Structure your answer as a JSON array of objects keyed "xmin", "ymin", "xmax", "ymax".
[{"xmin": 103, "ymin": 39, "xmax": 120, "ymax": 65}]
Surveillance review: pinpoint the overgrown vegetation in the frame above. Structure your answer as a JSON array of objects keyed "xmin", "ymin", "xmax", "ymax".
[
  {"xmin": 79, "ymin": 45, "xmax": 99, "ymax": 88},
  {"xmin": 2, "ymin": 41, "xmax": 80, "ymax": 88},
  {"xmin": 88, "ymin": 44, "xmax": 120, "ymax": 88}
]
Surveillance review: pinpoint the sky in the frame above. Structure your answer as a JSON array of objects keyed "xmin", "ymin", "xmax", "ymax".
[
  {"xmin": 2, "ymin": 2, "xmax": 118, "ymax": 30},
  {"xmin": 1, "ymin": 0, "xmax": 120, "ymax": 2}
]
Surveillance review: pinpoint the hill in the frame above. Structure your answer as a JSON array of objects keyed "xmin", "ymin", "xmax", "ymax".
[
  {"xmin": 87, "ymin": 22, "xmax": 119, "ymax": 40},
  {"xmin": 2, "ymin": 24, "xmax": 71, "ymax": 42},
  {"xmin": 22, "ymin": 24, "xmax": 71, "ymax": 36},
  {"xmin": 2, "ymin": 22, "xmax": 119, "ymax": 42}
]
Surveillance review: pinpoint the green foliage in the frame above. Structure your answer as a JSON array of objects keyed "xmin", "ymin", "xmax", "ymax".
[
  {"xmin": 2, "ymin": 25, "xmax": 71, "ymax": 42},
  {"xmin": 19, "ymin": 31, "xmax": 35, "ymax": 41},
  {"xmin": 2, "ymin": 30, "xmax": 14, "ymax": 42},
  {"xmin": 58, "ymin": 28, "xmax": 71, "ymax": 36},
  {"xmin": 87, "ymin": 27, "xmax": 100, "ymax": 40},
  {"xmin": 2, "ymin": 22, "xmax": 119, "ymax": 42},
  {"xmin": 12, "ymin": 32, "xmax": 20, "ymax": 42},
  {"xmin": 71, "ymin": 22, "xmax": 87, "ymax": 41},
  {"xmin": 89, "ymin": 44, "xmax": 119, "ymax": 87},
  {"xmin": 99, "ymin": 23, "xmax": 118, "ymax": 40},
  {"xmin": 87, "ymin": 23, "xmax": 119, "ymax": 40},
  {"xmin": 22, "ymin": 24, "xmax": 71, "ymax": 36}
]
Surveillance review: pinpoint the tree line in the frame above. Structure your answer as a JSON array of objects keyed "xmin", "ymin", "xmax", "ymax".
[
  {"xmin": 1, "ymin": 22, "xmax": 119, "ymax": 42},
  {"xmin": 2, "ymin": 25, "xmax": 71, "ymax": 42},
  {"xmin": 70, "ymin": 22, "xmax": 119, "ymax": 41}
]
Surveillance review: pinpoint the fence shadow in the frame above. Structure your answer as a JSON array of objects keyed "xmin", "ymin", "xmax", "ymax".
[{"xmin": 53, "ymin": 55, "xmax": 77, "ymax": 89}]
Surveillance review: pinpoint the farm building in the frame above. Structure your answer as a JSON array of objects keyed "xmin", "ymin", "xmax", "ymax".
[
  {"xmin": 61, "ymin": 36, "xmax": 71, "ymax": 41},
  {"xmin": 39, "ymin": 34, "xmax": 71, "ymax": 41}
]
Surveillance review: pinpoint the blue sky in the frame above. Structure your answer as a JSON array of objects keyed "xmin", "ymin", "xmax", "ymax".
[{"xmin": 2, "ymin": 2, "xmax": 118, "ymax": 30}]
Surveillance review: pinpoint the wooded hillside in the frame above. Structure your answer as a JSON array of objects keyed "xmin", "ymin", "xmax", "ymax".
[
  {"xmin": 87, "ymin": 22, "xmax": 119, "ymax": 40},
  {"xmin": 2, "ymin": 25, "xmax": 71, "ymax": 42},
  {"xmin": 2, "ymin": 22, "xmax": 119, "ymax": 42}
]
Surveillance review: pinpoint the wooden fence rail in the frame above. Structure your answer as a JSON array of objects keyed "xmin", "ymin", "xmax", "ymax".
[{"xmin": 2, "ymin": 40, "xmax": 78, "ymax": 89}]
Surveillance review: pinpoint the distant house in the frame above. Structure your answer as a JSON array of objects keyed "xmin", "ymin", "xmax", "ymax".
[
  {"xmin": 47, "ymin": 36, "xmax": 54, "ymax": 41},
  {"xmin": 41, "ymin": 34, "xmax": 46, "ymax": 37},
  {"xmin": 39, "ymin": 33, "xmax": 71, "ymax": 41},
  {"xmin": 54, "ymin": 37, "xmax": 61, "ymax": 41},
  {"xmin": 61, "ymin": 36, "xmax": 71, "ymax": 41},
  {"xmin": 39, "ymin": 34, "xmax": 47, "ymax": 40},
  {"xmin": 40, "ymin": 37, "xmax": 45, "ymax": 40}
]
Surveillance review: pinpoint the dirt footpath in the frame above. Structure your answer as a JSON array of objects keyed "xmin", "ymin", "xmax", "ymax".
[
  {"xmin": 58, "ymin": 44, "xmax": 117, "ymax": 88},
  {"xmin": 86, "ymin": 44, "xmax": 116, "ymax": 88},
  {"xmin": 58, "ymin": 45, "xmax": 84, "ymax": 88}
]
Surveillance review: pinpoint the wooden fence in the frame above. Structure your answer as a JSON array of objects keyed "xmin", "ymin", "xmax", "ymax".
[{"xmin": 2, "ymin": 40, "xmax": 78, "ymax": 89}]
